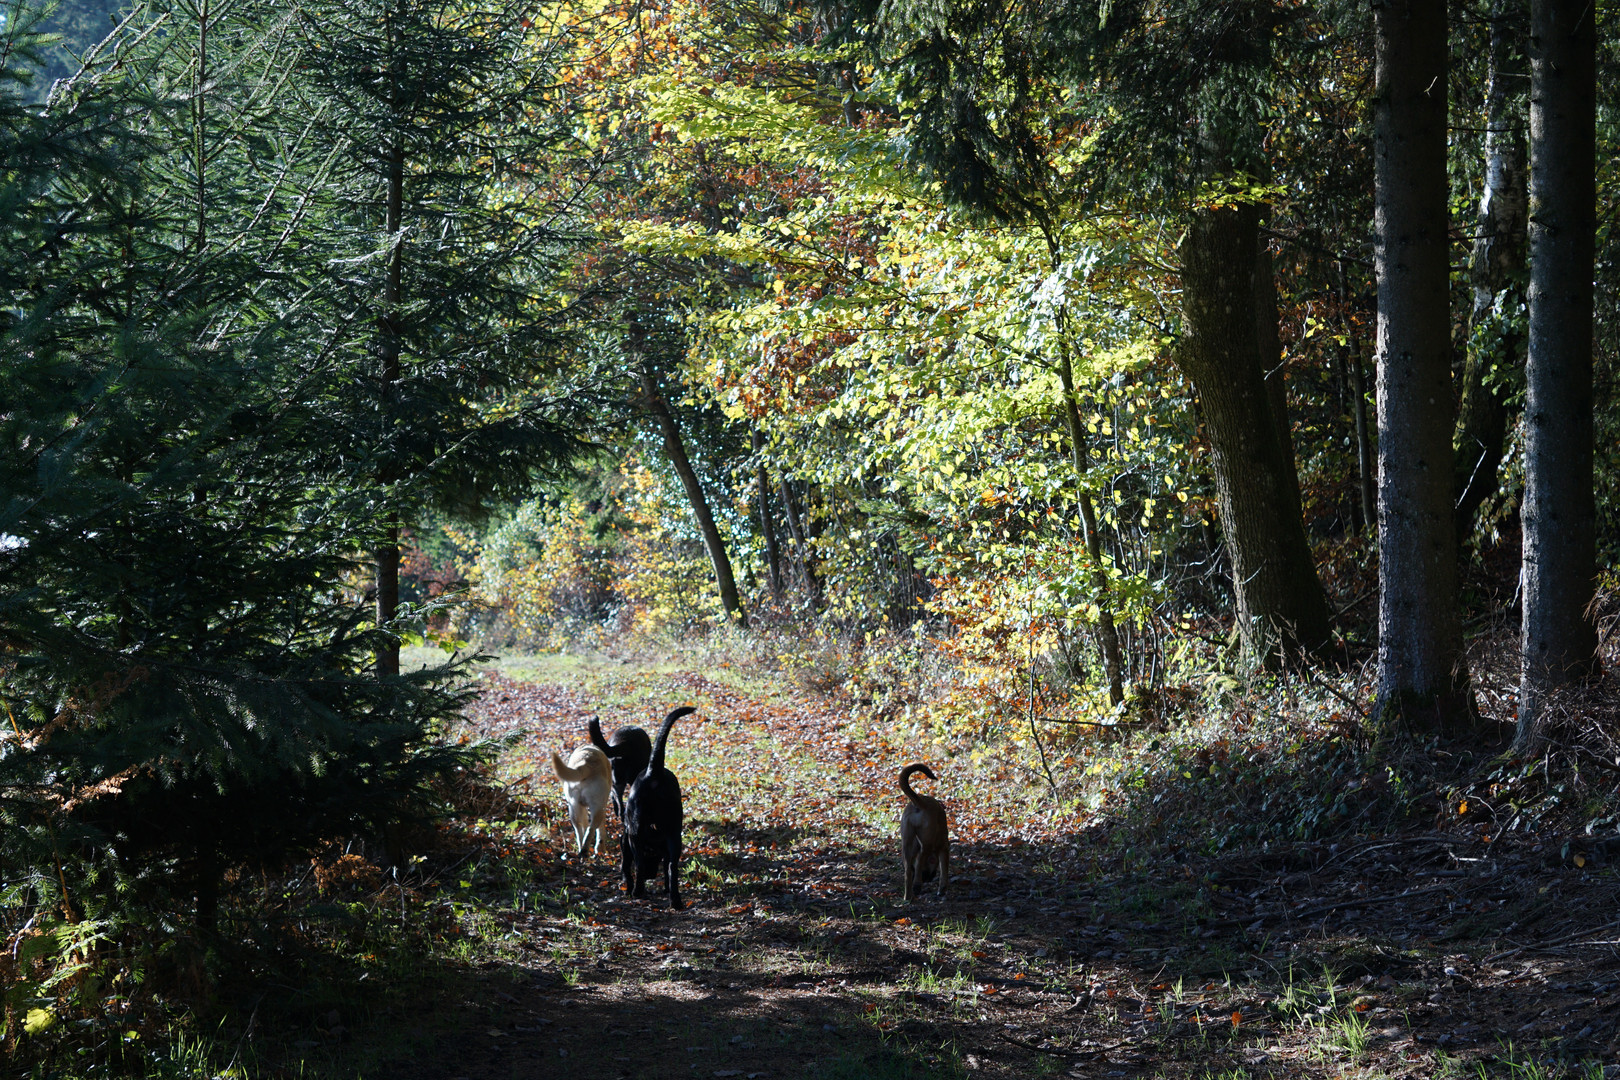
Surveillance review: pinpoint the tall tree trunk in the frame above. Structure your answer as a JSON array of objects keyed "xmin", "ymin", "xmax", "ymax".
[
  {"xmin": 1455, "ymin": 0, "xmax": 1528, "ymax": 543},
  {"xmin": 375, "ymin": 126, "xmax": 404, "ymax": 678},
  {"xmin": 1517, "ymin": 0, "xmax": 1597, "ymax": 748},
  {"xmin": 1256, "ymin": 226, "xmax": 1303, "ymax": 523},
  {"xmin": 1373, "ymin": 0, "xmax": 1471, "ymax": 729},
  {"xmin": 640, "ymin": 368, "xmax": 747, "ymax": 627},
  {"xmin": 752, "ymin": 428, "xmax": 784, "ymax": 600},
  {"xmin": 1178, "ymin": 203, "xmax": 1332, "ymax": 664},
  {"xmin": 1058, "ymin": 355, "xmax": 1125, "ymax": 706}
]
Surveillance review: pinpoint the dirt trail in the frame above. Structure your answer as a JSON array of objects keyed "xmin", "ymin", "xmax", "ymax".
[{"xmin": 392, "ymin": 661, "xmax": 1620, "ymax": 1080}]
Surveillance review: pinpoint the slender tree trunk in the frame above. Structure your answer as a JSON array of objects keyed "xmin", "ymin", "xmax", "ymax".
[
  {"xmin": 752, "ymin": 428, "xmax": 784, "ymax": 600},
  {"xmin": 375, "ymin": 126, "xmax": 404, "ymax": 678},
  {"xmin": 1455, "ymin": 0, "xmax": 1528, "ymax": 543},
  {"xmin": 779, "ymin": 478, "xmax": 822, "ymax": 607},
  {"xmin": 1373, "ymin": 0, "xmax": 1471, "ymax": 729},
  {"xmin": 640, "ymin": 368, "xmax": 747, "ymax": 627},
  {"xmin": 1330, "ymin": 347, "xmax": 1358, "ymax": 531},
  {"xmin": 1517, "ymin": 0, "xmax": 1597, "ymax": 748},
  {"xmin": 1058, "ymin": 355, "xmax": 1125, "ymax": 706},
  {"xmin": 194, "ymin": 850, "xmax": 220, "ymax": 935},
  {"xmin": 839, "ymin": 66, "xmax": 858, "ymax": 127},
  {"xmin": 1336, "ymin": 271, "xmax": 1378, "ymax": 530},
  {"xmin": 1350, "ymin": 344, "xmax": 1376, "ymax": 533},
  {"xmin": 193, "ymin": 0, "xmax": 208, "ymax": 253},
  {"xmin": 1178, "ymin": 203, "xmax": 1333, "ymax": 664}
]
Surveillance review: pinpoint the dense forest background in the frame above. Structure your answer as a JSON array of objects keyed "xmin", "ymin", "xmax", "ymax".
[{"xmin": 3, "ymin": 0, "xmax": 1620, "ymax": 1071}]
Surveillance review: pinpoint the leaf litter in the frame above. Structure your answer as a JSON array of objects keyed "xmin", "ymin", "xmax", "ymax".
[{"xmin": 389, "ymin": 656, "xmax": 1620, "ymax": 1080}]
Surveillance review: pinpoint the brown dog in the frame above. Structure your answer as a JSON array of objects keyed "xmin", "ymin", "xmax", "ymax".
[{"xmin": 899, "ymin": 763, "xmax": 949, "ymax": 901}]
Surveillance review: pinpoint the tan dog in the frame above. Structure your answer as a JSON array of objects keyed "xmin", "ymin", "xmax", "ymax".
[
  {"xmin": 551, "ymin": 746, "xmax": 613, "ymax": 857},
  {"xmin": 899, "ymin": 763, "xmax": 949, "ymax": 901}
]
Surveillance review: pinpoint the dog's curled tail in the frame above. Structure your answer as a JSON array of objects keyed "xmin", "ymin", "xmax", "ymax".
[
  {"xmin": 899, "ymin": 762, "xmax": 937, "ymax": 804},
  {"xmin": 552, "ymin": 749, "xmax": 595, "ymax": 782},
  {"xmin": 649, "ymin": 706, "xmax": 697, "ymax": 772}
]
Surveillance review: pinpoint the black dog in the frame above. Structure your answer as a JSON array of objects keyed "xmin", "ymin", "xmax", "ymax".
[
  {"xmin": 621, "ymin": 705, "xmax": 695, "ymax": 909},
  {"xmin": 588, "ymin": 716, "xmax": 651, "ymax": 818}
]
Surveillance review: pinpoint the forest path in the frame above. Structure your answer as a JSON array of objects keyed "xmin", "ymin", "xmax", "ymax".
[{"xmin": 390, "ymin": 654, "xmax": 1620, "ymax": 1080}]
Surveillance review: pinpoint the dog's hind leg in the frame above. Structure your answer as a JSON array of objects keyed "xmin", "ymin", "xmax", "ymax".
[
  {"xmin": 589, "ymin": 799, "xmax": 609, "ymax": 856},
  {"xmin": 665, "ymin": 835, "xmax": 683, "ymax": 910},
  {"xmin": 901, "ymin": 838, "xmax": 916, "ymax": 902},
  {"xmin": 630, "ymin": 843, "xmax": 650, "ymax": 898},
  {"xmin": 937, "ymin": 844, "xmax": 949, "ymax": 897},
  {"xmin": 621, "ymin": 832, "xmax": 637, "ymax": 895},
  {"xmin": 569, "ymin": 799, "xmax": 591, "ymax": 857}
]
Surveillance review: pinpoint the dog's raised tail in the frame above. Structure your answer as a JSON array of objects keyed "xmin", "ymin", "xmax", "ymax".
[
  {"xmin": 899, "ymin": 762, "xmax": 937, "ymax": 803},
  {"xmin": 650, "ymin": 706, "xmax": 697, "ymax": 772},
  {"xmin": 588, "ymin": 716, "xmax": 613, "ymax": 756}
]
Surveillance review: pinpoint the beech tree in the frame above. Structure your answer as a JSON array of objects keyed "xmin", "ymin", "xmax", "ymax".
[
  {"xmin": 1516, "ymin": 0, "xmax": 1598, "ymax": 747},
  {"xmin": 636, "ymin": 341, "xmax": 748, "ymax": 627},
  {"xmin": 867, "ymin": 0, "xmax": 1335, "ymax": 665}
]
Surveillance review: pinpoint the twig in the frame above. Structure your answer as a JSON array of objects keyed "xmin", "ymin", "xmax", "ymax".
[
  {"xmin": 224, "ymin": 994, "xmax": 265, "ymax": 1076},
  {"xmin": 1484, "ymin": 918, "xmax": 1620, "ymax": 963},
  {"xmin": 1285, "ymin": 883, "xmax": 1456, "ymax": 922},
  {"xmin": 1299, "ymin": 665, "xmax": 1369, "ymax": 721},
  {"xmin": 986, "ymin": 1028, "xmax": 1092, "ymax": 1058},
  {"xmin": 1206, "ymin": 882, "xmax": 1458, "ymax": 931},
  {"xmin": 1317, "ymin": 834, "xmax": 1470, "ymax": 870}
]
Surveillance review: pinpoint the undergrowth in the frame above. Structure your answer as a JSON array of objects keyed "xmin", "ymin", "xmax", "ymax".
[
  {"xmin": 7, "ymin": 618, "xmax": 1620, "ymax": 1077},
  {"xmin": 1, "ymin": 756, "xmax": 553, "ymax": 1078}
]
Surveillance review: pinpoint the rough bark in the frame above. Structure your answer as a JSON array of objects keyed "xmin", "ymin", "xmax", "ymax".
[
  {"xmin": 1455, "ymin": 0, "xmax": 1528, "ymax": 543},
  {"xmin": 1517, "ymin": 0, "xmax": 1597, "ymax": 748},
  {"xmin": 1373, "ymin": 0, "xmax": 1472, "ymax": 729},
  {"xmin": 1178, "ymin": 203, "xmax": 1332, "ymax": 664},
  {"xmin": 1255, "ymin": 229, "xmax": 1302, "ymax": 523},
  {"xmin": 1058, "ymin": 354, "xmax": 1125, "ymax": 706},
  {"xmin": 752, "ymin": 428, "xmax": 784, "ymax": 600},
  {"xmin": 640, "ymin": 369, "xmax": 747, "ymax": 627}
]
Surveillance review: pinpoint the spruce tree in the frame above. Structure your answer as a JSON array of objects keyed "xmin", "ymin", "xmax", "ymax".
[
  {"xmin": 293, "ymin": 0, "xmax": 593, "ymax": 673},
  {"xmin": 0, "ymin": 0, "xmax": 481, "ymax": 930},
  {"xmin": 1517, "ymin": 0, "xmax": 1598, "ymax": 747},
  {"xmin": 1372, "ymin": 0, "xmax": 1472, "ymax": 731}
]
